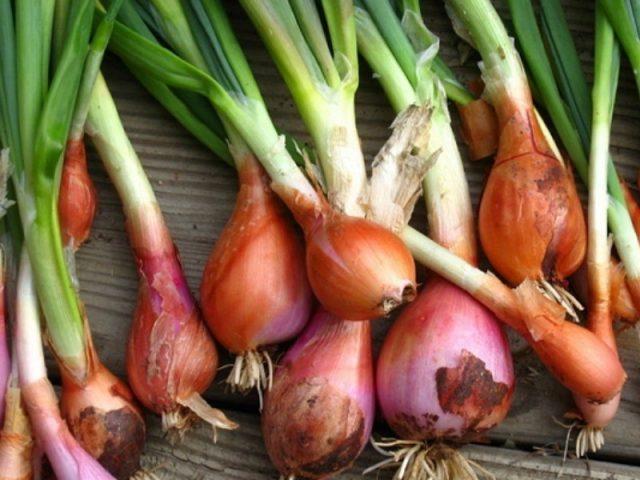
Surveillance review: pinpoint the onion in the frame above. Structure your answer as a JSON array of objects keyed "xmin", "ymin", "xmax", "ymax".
[
  {"xmin": 262, "ymin": 308, "xmax": 374, "ymax": 478},
  {"xmin": 126, "ymin": 211, "xmax": 237, "ymax": 439},
  {"xmin": 377, "ymin": 277, "xmax": 514, "ymax": 441},
  {"xmin": 200, "ymin": 153, "xmax": 312, "ymax": 394},
  {"xmin": 478, "ymin": 105, "xmax": 586, "ymax": 286},
  {"xmin": 58, "ymin": 138, "xmax": 97, "ymax": 250},
  {"xmin": 86, "ymin": 74, "xmax": 237, "ymax": 441},
  {"xmin": 59, "ymin": 349, "xmax": 145, "ymax": 480},
  {"xmin": 301, "ymin": 205, "xmax": 416, "ymax": 320}
]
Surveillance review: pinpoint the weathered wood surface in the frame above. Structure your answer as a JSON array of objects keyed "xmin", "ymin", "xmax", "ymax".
[
  {"xmin": 140, "ymin": 411, "xmax": 640, "ymax": 479},
  {"xmin": 50, "ymin": 0, "xmax": 640, "ymax": 477}
]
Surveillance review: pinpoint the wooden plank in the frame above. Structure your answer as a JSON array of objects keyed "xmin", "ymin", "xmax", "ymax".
[
  {"xmin": 139, "ymin": 410, "xmax": 640, "ymax": 479},
  {"xmin": 42, "ymin": 0, "xmax": 640, "ymax": 475}
]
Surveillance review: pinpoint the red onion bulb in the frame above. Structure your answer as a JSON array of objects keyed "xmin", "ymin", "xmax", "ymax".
[
  {"xmin": 377, "ymin": 278, "xmax": 514, "ymax": 441},
  {"xmin": 262, "ymin": 308, "xmax": 374, "ymax": 478}
]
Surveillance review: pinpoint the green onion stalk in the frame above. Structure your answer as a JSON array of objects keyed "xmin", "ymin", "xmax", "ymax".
[
  {"xmin": 509, "ymin": 0, "xmax": 636, "ymax": 456},
  {"xmin": 355, "ymin": 3, "xmax": 514, "ymax": 479},
  {"xmin": 0, "ymin": 2, "xmax": 149, "ymax": 478},
  {"xmin": 240, "ymin": 0, "xmax": 368, "ymax": 218},
  {"xmin": 105, "ymin": 0, "xmax": 418, "ymax": 322},
  {"xmin": 0, "ymin": 0, "xmax": 145, "ymax": 478},
  {"xmin": 601, "ymin": 0, "xmax": 640, "ymax": 95},
  {"xmin": 364, "ymin": 0, "xmax": 500, "ymax": 161},
  {"xmin": 105, "ymin": 0, "xmax": 314, "ymax": 402},
  {"xmin": 104, "ymin": 0, "xmax": 626, "ymax": 405}
]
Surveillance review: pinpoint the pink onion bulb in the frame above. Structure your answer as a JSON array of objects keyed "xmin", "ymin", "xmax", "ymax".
[
  {"xmin": 377, "ymin": 278, "xmax": 514, "ymax": 440},
  {"xmin": 262, "ymin": 308, "xmax": 374, "ymax": 478}
]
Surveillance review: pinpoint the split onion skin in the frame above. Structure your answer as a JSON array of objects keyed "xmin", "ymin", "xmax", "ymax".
[
  {"xmin": 201, "ymin": 155, "xmax": 312, "ymax": 353},
  {"xmin": 60, "ymin": 353, "xmax": 145, "ymax": 480},
  {"xmin": 126, "ymin": 218, "xmax": 219, "ymax": 420},
  {"xmin": 58, "ymin": 138, "xmax": 98, "ymax": 250},
  {"xmin": 262, "ymin": 308, "xmax": 374, "ymax": 479},
  {"xmin": 377, "ymin": 277, "xmax": 514, "ymax": 441},
  {"xmin": 479, "ymin": 101, "xmax": 586, "ymax": 285}
]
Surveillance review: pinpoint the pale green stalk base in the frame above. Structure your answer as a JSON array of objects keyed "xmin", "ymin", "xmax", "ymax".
[
  {"xmin": 446, "ymin": 0, "xmax": 528, "ymax": 111},
  {"xmin": 400, "ymin": 226, "xmax": 486, "ymax": 293},
  {"xmin": 311, "ymin": 99, "xmax": 367, "ymax": 216},
  {"xmin": 588, "ymin": 125, "xmax": 611, "ymax": 292},
  {"xmin": 15, "ymin": 250, "xmax": 47, "ymax": 386},
  {"xmin": 421, "ymin": 115, "xmax": 475, "ymax": 258}
]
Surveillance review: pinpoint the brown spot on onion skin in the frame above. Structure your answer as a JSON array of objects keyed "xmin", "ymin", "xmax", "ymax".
[
  {"xmin": 262, "ymin": 379, "xmax": 367, "ymax": 479},
  {"xmin": 61, "ymin": 346, "xmax": 145, "ymax": 480},
  {"xmin": 435, "ymin": 350, "xmax": 512, "ymax": 433},
  {"xmin": 67, "ymin": 406, "xmax": 145, "ymax": 480}
]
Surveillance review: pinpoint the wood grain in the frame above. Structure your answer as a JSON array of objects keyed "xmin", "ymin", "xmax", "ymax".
[
  {"xmin": 140, "ymin": 411, "xmax": 640, "ymax": 479},
  {"xmin": 44, "ymin": 0, "xmax": 640, "ymax": 477}
]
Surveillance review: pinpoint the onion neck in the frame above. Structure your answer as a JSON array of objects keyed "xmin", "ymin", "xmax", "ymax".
[
  {"xmin": 422, "ymin": 116, "xmax": 477, "ymax": 264},
  {"xmin": 446, "ymin": 0, "xmax": 531, "ymax": 127},
  {"xmin": 306, "ymin": 96, "xmax": 367, "ymax": 217}
]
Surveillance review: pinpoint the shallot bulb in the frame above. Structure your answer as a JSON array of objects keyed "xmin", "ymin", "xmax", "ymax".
[
  {"xmin": 126, "ymin": 209, "xmax": 237, "ymax": 439},
  {"xmin": 275, "ymin": 183, "xmax": 417, "ymax": 321},
  {"xmin": 201, "ymin": 153, "xmax": 312, "ymax": 394},
  {"xmin": 262, "ymin": 308, "xmax": 374, "ymax": 478},
  {"xmin": 478, "ymin": 96, "xmax": 586, "ymax": 287},
  {"xmin": 60, "ymin": 348, "xmax": 145, "ymax": 480},
  {"xmin": 303, "ymin": 207, "xmax": 416, "ymax": 320},
  {"xmin": 377, "ymin": 277, "xmax": 514, "ymax": 441},
  {"xmin": 58, "ymin": 137, "xmax": 97, "ymax": 250}
]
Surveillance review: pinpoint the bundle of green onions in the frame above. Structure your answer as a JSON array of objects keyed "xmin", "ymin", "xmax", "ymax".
[
  {"xmin": 103, "ymin": 0, "xmax": 314, "ymax": 400},
  {"xmin": 0, "ymin": 1, "xmax": 147, "ymax": 478},
  {"xmin": 508, "ymin": 0, "xmax": 640, "ymax": 456},
  {"xmin": 105, "ymin": 0, "xmax": 419, "ymax": 324},
  {"xmin": 355, "ymin": 1, "xmax": 514, "ymax": 478}
]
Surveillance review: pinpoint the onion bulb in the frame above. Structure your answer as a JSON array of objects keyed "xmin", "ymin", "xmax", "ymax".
[
  {"xmin": 478, "ymin": 104, "xmax": 586, "ymax": 286},
  {"xmin": 262, "ymin": 308, "xmax": 374, "ymax": 478},
  {"xmin": 301, "ymin": 205, "xmax": 416, "ymax": 320},
  {"xmin": 377, "ymin": 277, "xmax": 514, "ymax": 441},
  {"xmin": 59, "ymin": 345, "xmax": 145, "ymax": 480},
  {"xmin": 58, "ymin": 138, "xmax": 97, "ymax": 250},
  {"xmin": 126, "ymin": 211, "xmax": 237, "ymax": 440},
  {"xmin": 200, "ymin": 153, "xmax": 312, "ymax": 394}
]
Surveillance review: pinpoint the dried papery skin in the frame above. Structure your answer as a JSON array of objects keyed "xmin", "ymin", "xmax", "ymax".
[
  {"xmin": 478, "ymin": 98, "xmax": 586, "ymax": 285},
  {"xmin": 58, "ymin": 138, "xmax": 98, "ymax": 250},
  {"xmin": 456, "ymin": 98, "xmax": 499, "ymax": 160},
  {"xmin": 377, "ymin": 278, "xmax": 514, "ymax": 442},
  {"xmin": 0, "ymin": 386, "xmax": 33, "ymax": 480},
  {"xmin": 125, "ymin": 211, "xmax": 236, "ymax": 438},
  {"xmin": 60, "ymin": 351, "xmax": 145, "ymax": 480},
  {"xmin": 21, "ymin": 378, "xmax": 115, "ymax": 480},
  {"xmin": 475, "ymin": 276, "xmax": 625, "ymax": 403},
  {"xmin": 367, "ymin": 105, "xmax": 435, "ymax": 233},
  {"xmin": 200, "ymin": 154, "xmax": 312, "ymax": 356},
  {"xmin": 262, "ymin": 309, "xmax": 374, "ymax": 479},
  {"xmin": 572, "ymin": 259, "xmax": 638, "ymax": 324}
]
